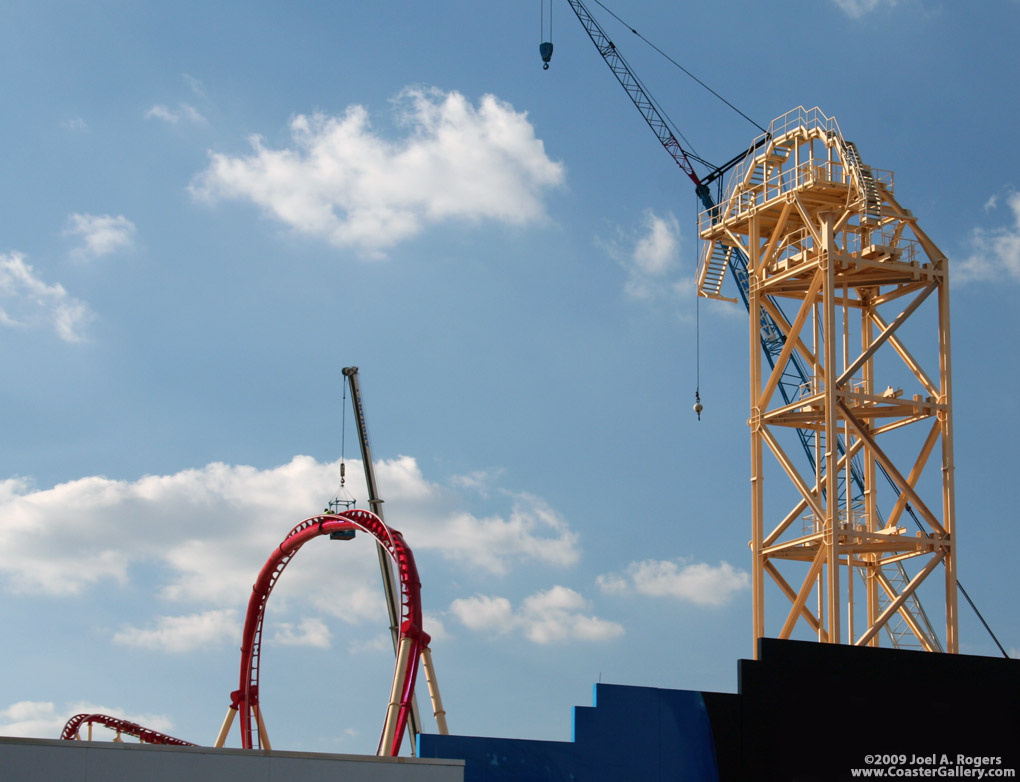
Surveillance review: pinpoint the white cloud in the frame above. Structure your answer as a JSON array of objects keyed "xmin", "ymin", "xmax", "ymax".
[
  {"xmin": 601, "ymin": 210, "xmax": 691, "ymax": 301},
  {"xmin": 348, "ymin": 633, "xmax": 394, "ymax": 654},
  {"xmin": 63, "ymin": 117, "xmax": 87, "ymax": 131},
  {"xmin": 450, "ymin": 467, "xmax": 505, "ymax": 498},
  {"xmin": 0, "ymin": 455, "xmax": 580, "ymax": 642},
  {"xmin": 632, "ymin": 211, "xmax": 679, "ymax": 278},
  {"xmin": 189, "ymin": 86, "xmax": 564, "ymax": 257},
  {"xmin": 422, "ymin": 613, "xmax": 450, "ymax": 643},
  {"xmin": 451, "ymin": 594, "xmax": 513, "ymax": 630},
  {"xmin": 112, "ymin": 610, "xmax": 240, "ymax": 653},
  {"xmin": 272, "ymin": 617, "xmax": 332, "ymax": 648},
  {"xmin": 597, "ymin": 558, "xmax": 749, "ymax": 607},
  {"xmin": 348, "ymin": 614, "xmax": 449, "ymax": 653},
  {"xmin": 955, "ymin": 191, "xmax": 1020, "ymax": 283},
  {"xmin": 183, "ymin": 74, "xmax": 207, "ymax": 98},
  {"xmin": 145, "ymin": 102, "xmax": 206, "ymax": 125},
  {"xmin": 0, "ymin": 251, "xmax": 92, "ymax": 342},
  {"xmin": 0, "ymin": 700, "xmax": 175, "ymax": 740},
  {"xmin": 450, "ymin": 586, "xmax": 624, "ymax": 644},
  {"xmin": 434, "ymin": 494, "xmax": 579, "ymax": 574},
  {"xmin": 832, "ymin": 0, "xmax": 898, "ymax": 18},
  {"xmin": 65, "ymin": 212, "xmax": 137, "ymax": 260}
]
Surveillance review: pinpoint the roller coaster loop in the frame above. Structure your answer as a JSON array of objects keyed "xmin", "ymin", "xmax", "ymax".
[
  {"xmin": 215, "ymin": 508, "xmax": 439, "ymax": 756},
  {"xmin": 60, "ymin": 713, "xmax": 195, "ymax": 746}
]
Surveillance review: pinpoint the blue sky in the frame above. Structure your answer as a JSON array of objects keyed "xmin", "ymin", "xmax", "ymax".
[{"xmin": 1, "ymin": 0, "xmax": 1018, "ymax": 756}]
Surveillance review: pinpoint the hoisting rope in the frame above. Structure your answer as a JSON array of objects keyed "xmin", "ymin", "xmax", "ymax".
[
  {"xmin": 328, "ymin": 372, "xmax": 353, "ymax": 512},
  {"xmin": 340, "ymin": 373, "xmax": 348, "ymax": 488},
  {"xmin": 694, "ymin": 289, "xmax": 702, "ymax": 421},
  {"xmin": 589, "ymin": 0, "xmax": 767, "ymax": 135},
  {"xmin": 540, "ymin": 0, "xmax": 555, "ymax": 69}
]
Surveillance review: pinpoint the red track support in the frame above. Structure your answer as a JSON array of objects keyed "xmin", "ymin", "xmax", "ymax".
[
  {"xmin": 228, "ymin": 509, "xmax": 429, "ymax": 756},
  {"xmin": 60, "ymin": 713, "xmax": 194, "ymax": 745}
]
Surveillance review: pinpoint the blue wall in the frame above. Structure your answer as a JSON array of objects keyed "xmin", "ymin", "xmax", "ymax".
[{"xmin": 418, "ymin": 683, "xmax": 720, "ymax": 782}]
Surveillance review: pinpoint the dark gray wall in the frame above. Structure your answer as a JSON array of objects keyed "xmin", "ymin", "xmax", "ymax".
[{"xmin": 0, "ymin": 737, "xmax": 463, "ymax": 781}]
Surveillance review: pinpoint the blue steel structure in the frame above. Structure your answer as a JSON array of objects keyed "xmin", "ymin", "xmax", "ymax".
[{"xmin": 560, "ymin": 0, "xmax": 943, "ymax": 650}]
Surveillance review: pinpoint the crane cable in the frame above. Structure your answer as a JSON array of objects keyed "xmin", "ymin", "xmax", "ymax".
[
  {"xmin": 340, "ymin": 373, "xmax": 348, "ymax": 471},
  {"xmin": 589, "ymin": 0, "xmax": 767, "ymax": 135},
  {"xmin": 328, "ymin": 372, "xmax": 353, "ymax": 513},
  {"xmin": 341, "ymin": 373, "xmax": 348, "ymax": 489},
  {"xmin": 694, "ymin": 286, "xmax": 702, "ymax": 421},
  {"xmin": 540, "ymin": 1, "xmax": 554, "ymax": 69}
]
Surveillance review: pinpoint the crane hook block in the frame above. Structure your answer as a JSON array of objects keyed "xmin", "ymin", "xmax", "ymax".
[{"xmin": 540, "ymin": 42, "xmax": 554, "ymax": 69}]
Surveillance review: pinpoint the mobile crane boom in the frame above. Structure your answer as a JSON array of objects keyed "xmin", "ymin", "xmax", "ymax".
[{"xmin": 341, "ymin": 366, "xmax": 424, "ymax": 747}]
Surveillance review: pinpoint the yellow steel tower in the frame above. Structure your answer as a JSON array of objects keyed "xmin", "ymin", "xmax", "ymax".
[{"xmin": 698, "ymin": 107, "xmax": 957, "ymax": 653}]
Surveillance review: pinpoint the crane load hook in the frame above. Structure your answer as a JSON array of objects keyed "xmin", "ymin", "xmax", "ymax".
[
  {"xmin": 693, "ymin": 390, "xmax": 703, "ymax": 421},
  {"xmin": 540, "ymin": 42, "xmax": 554, "ymax": 69}
]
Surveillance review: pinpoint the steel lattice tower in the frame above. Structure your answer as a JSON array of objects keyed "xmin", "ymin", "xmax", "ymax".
[{"xmin": 698, "ymin": 107, "xmax": 957, "ymax": 653}]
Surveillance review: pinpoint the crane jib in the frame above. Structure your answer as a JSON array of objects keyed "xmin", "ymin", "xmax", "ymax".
[{"xmin": 565, "ymin": 0, "xmax": 704, "ymax": 191}]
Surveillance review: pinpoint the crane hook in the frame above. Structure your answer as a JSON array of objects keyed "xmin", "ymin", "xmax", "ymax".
[
  {"xmin": 540, "ymin": 41, "xmax": 554, "ymax": 69},
  {"xmin": 693, "ymin": 390, "xmax": 703, "ymax": 421}
]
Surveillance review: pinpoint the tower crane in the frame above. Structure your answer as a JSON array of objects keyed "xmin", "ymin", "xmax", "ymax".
[
  {"xmin": 552, "ymin": 0, "xmax": 829, "ymax": 450},
  {"xmin": 549, "ymin": 0, "xmax": 988, "ymax": 654}
]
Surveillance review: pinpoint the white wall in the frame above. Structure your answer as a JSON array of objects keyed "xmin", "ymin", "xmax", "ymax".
[{"xmin": 0, "ymin": 737, "xmax": 463, "ymax": 781}]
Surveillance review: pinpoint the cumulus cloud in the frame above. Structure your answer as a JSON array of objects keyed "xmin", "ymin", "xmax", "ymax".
[
  {"xmin": 450, "ymin": 586, "xmax": 624, "ymax": 644},
  {"xmin": 272, "ymin": 617, "xmax": 333, "ymax": 648},
  {"xmin": 832, "ymin": 0, "xmax": 897, "ymax": 17},
  {"xmin": 183, "ymin": 74, "xmax": 207, "ymax": 98},
  {"xmin": 347, "ymin": 615, "xmax": 447, "ymax": 654},
  {"xmin": 65, "ymin": 212, "xmax": 137, "ymax": 260},
  {"xmin": 449, "ymin": 468, "xmax": 505, "ymax": 498},
  {"xmin": 423, "ymin": 613, "xmax": 449, "ymax": 642},
  {"xmin": 189, "ymin": 87, "xmax": 564, "ymax": 256},
  {"xmin": 0, "ymin": 455, "xmax": 580, "ymax": 640},
  {"xmin": 112, "ymin": 610, "xmax": 240, "ymax": 653},
  {"xmin": 597, "ymin": 558, "xmax": 749, "ymax": 607},
  {"xmin": 435, "ymin": 494, "xmax": 579, "ymax": 574},
  {"xmin": 348, "ymin": 633, "xmax": 394, "ymax": 654},
  {"xmin": 145, "ymin": 102, "xmax": 206, "ymax": 125},
  {"xmin": 0, "ymin": 700, "xmax": 175, "ymax": 739},
  {"xmin": 600, "ymin": 210, "xmax": 691, "ymax": 301},
  {"xmin": 955, "ymin": 190, "xmax": 1020, "ymax": 283},
  {"xmin": 0, "ymin": 251, "xmax": 92, "ymax": 342}
]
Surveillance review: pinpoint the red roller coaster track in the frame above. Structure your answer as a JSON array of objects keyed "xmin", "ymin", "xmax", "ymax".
[
  {"xmin": 220, "ymin": 508, "xmax": 431, "ymax": 756},
  {"xmin": 60, "ymin": 713, "xmax": 194, "ymax": 746}
]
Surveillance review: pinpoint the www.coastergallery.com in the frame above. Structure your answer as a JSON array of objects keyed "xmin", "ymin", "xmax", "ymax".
[{"xmin": 851, "ymin": 765, "xmax": 1014, "ymax": 778}]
